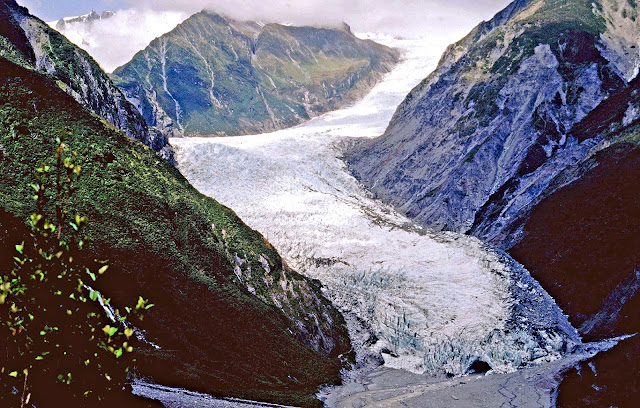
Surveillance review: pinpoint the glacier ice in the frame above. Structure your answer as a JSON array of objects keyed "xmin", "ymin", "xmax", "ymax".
[{"xmin": 172, "ymin": 36, "xmax": 579, "ymax": 376}]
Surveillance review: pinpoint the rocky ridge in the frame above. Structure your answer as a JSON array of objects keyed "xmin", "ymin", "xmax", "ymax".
[
  {"xmin": 0, "ymin": 0, "xmax": 174, "ymax": 163},
  {"xmin": 54, "ymin": 9, "xmax": 114, "ymax": 31}
]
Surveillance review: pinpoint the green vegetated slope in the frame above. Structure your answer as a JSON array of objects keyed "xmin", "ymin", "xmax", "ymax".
[
  {"xmin": 0, "ymin": 0, "xmax": 173, "ymax": 162},
  {"xmin": 111, "ymin": 11, "xmax": 399, "ymax": 136},
  {"xmin": 0, "ymin": 55, "xmax": 351, "ymax": 406}
]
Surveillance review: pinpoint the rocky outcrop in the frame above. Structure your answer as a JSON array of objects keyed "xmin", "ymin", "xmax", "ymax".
[
  {"xmin": 111, "ymin": 11, "xmax": 399, "ymax": 136},
  {"xmin": 0, "ymin": 0, "xmax": 174, "ymax": 164},
  {"xmin": 347, "ymin": 0, "xmax": 640, "ymax": 242}
]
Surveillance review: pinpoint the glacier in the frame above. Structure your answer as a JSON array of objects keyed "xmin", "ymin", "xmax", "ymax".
[{"xmin": 172, "ymin": 35, "xmax": 580, "ymax": 377}]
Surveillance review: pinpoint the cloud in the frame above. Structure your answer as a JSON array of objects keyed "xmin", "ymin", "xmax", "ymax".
[
  {"xmin": 53, "ymin": 0, "xmax": 513, "ymax": 72},
  {"xmin": 124, "ymin": 0, "xmax": 513, "ymax": 39},
  {"xmin": 52, "ymin": 9, "xmax": 189, "ymax": 72}
]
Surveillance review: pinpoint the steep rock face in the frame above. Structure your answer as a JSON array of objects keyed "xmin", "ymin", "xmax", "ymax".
[
  {"xmin": 505, "ymin": 73, "xmax": 640, "ymax": 407},
  {"xmin": 0, "ymin": 56, "xmax": 351, "ymax": 406},
  {"xmin": 111, "ymin": 11, "xmax": 399, "ymax": 136},
  {"xmin": 347, "ymin": 0, "xmax": 639, "ymax": 239},
  {"xmin": 510, "ymin": 142, "xmax": 640, "ymax": 407},
  {"xmin": 0, "ymin": 0, "xmax": 174, "ymax": 163}
]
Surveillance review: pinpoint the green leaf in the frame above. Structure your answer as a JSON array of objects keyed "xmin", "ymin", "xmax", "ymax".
[
  {"xmin": 15, "ymin": 242, "xmax": 24, "ymax": 254},
  {"xmin": 108, "ymin": 327, "xmax": 117, "ymax": 337},
  {"xmin": 9, "ymin": 371, "xmax": 17, "ymax": 378},
  {"xmin": 114, "ymin": 348, "xmax": 123, "ymax": 358},
  {"xmin": 87, "ymin": 272, "xmax": 96, "ymax": 282},
  {"xmin": 89, "ymin": 291, "xmax": 98, "ymax": 301}
]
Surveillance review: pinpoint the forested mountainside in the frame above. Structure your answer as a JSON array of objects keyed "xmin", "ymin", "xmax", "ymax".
[
  {"xmin": 0, "ymin": 0, "xmax": 174, "ymax": 163},
  {"xmin": 0, "ymin": 3, "xmax": 352, "ymax": 406},
  {"xmin": 111, "ymin": 11, "xmax": 399, "ymax": 136}
]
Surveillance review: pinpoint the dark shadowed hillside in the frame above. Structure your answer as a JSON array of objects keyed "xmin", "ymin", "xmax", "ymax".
[{"xmin": 0, "ymin": 35, "xmax": 350, "ymax": 408}]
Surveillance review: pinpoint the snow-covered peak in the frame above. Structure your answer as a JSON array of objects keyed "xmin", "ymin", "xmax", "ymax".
[{"xmin": 52, "ymin": 10, "xmax": 114, "ymax": 31}]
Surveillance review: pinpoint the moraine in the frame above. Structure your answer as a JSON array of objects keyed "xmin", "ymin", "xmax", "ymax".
[{"xmin": 171, "ymin": 35, "xmax": 579, "ymax": 377}]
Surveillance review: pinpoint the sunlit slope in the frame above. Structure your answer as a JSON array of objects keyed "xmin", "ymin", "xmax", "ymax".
[
  {"xmin": 111, "ymin": 11, "xmax": 399, "ymax": 136},
  {"xmin": 347, "ymin": 0, "xmax": 639, "ymax": 240}
]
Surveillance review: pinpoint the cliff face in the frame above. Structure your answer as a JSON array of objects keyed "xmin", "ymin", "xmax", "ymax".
[
  {"xmin": 510, "ymin": 117, "xmax": 640, "ymax": 407},
  {"xmin": 0, "ymin": 0, "xmax": 174, "ymax": 163},
  {"xmin": 111, "ymin": 11, "xmax": 399, "ymax": 136},
  {"xmin": 347, "ymin": 0, "xmax": 639, "ymax": 241}
]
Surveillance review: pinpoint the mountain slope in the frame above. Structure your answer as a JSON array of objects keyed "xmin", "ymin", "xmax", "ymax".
[
  {"xmin": 0, "ymin": 37, "xmax": 350, "ymax": 408},
  {"xmin": 347, "ymin": 0, "xmax": 639, "ymax": 239},
  {"xmin": 510, "ymin": 140, "xmax": 640, "ymax": 407},
  {"xmin": 505, "ymin": 72, "xmax": 640, "ymax": 407},
  {"xmin": 0, "ymin": 0, "xmax": 174, "ymax": 163},
  {"xmin": 111, "ymin": 11, "xmax": 399, "ymax": 136}
]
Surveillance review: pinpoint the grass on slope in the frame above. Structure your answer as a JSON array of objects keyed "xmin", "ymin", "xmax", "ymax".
[{"xmin": 0, "ymin": 57, "xmax": 347, "ymax": 407}]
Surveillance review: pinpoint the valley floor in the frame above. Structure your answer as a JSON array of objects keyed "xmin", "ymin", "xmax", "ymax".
[{"xmin": 134, "ymin": 337, "xmax": 625, "ymax": 408}]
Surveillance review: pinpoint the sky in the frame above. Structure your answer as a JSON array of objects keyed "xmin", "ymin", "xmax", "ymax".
[
  {"xmin": 17, "ymin": 0, "xmax": 513, "ymax": 72},
  {"xmin": 19, "ymin": 0, "xmax": 513, "ymax": 32}
]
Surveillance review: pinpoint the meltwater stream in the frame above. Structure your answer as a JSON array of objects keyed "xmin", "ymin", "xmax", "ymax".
[{"xmin": 172, "ymin": 35, "xmax": 580, "ymax": 377}]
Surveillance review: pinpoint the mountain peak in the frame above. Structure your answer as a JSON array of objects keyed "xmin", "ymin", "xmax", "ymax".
[
  {"xmin": 54, "ymin": 9, "xmax": 114, "ymax": 30},
  {"xmin": 111, "ymin": 12, "xmax": 399, "ymax": 137}
]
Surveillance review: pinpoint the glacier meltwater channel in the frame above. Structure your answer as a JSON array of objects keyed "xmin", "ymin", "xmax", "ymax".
[{"xmin": 171, "ymin": 35, "xmax": 580, "ymax": 376}]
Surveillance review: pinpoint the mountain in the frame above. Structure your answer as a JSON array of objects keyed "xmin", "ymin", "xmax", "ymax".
[
  {"xmin": 348, "ymin": 0, "xmax": 640, "ymax": 405},
  {"xmin": 348, "ymin": 0, "xmax": 638, "ymax": 240},
  {"xmin": 0, "ymin": 0, "xmax": 173, "ymax": 163},
  {"xmin": 509, "ymin": 74, "xmax": 640, "ymax": 407},
  {"xmin": 111, "ymin": 11, "xmax": 399, "ymax": 137},
  {"xmin": 0, "ymin": 2, "xmax": 351, "ymax": 406},
  {"xmin": 54, "ymin": 9, "xmax": 114, "ymax": 31}
]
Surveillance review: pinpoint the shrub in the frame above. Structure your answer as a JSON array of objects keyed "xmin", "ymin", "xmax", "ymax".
[{"xmin": 0, "ymin": 132, "xmax": 152, "ymax": 407}]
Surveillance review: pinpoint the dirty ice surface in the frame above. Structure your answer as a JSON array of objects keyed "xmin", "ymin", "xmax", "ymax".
[{"xmin": 172, "ymin": 35, "xmax": 576, "ymax": 376}]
